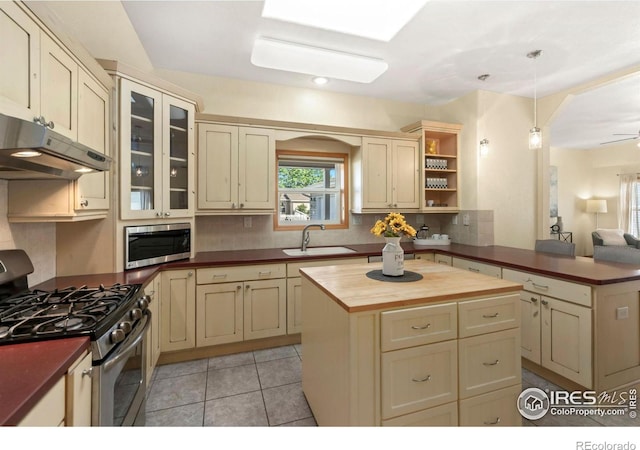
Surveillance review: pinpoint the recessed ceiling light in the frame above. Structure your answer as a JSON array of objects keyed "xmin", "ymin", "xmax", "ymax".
[
  {"xmin": 262, "ymin": 0, "xmax": 428, "ymax": 42},
  {"xmin": 312, "ymin": 76, "xmax": 329, "ymax": 85},
  {"xmin": 251, "ymin": 37, "xmax": 388, "ymax": 83},
  {"xmin": 74, "ymin": 167, "xmax": 93, "ymax": 173},
  {"xmin": 12, "ymin": 150, "xmax": 42, "ymax": 158}
]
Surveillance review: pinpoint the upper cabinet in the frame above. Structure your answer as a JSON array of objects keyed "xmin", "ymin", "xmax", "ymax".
[
  {"xmin": 402, "ymin": 120, "xmax": 462, "ymax": 212},
  {"xmin": 118, "ymin": 78, "xmax": 195, "ymax": 220},
  {"xmin": 196, "ymin": 122, "xmax": 276, "ymax": 214},
  {"xmin": 2, "ymin": 1, "xmax": 111, "ymax": 222},
  {"xmin": 351, "ymin": 137, "xmax": 420, "ymax": 213}
]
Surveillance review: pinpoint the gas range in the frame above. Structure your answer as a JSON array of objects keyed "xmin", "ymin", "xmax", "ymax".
[{"xmin": 0, "ymin": 283, "xmax": 147, "ymax": 361}]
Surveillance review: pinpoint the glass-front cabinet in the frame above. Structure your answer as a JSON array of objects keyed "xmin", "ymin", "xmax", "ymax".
[{"xmin": 119, "ymin": 78, "xmax": 194, "ymax": 220}]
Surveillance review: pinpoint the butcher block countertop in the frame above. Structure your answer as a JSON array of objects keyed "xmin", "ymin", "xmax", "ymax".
[
  {"xmin": 0, "ymin": 337, "xmax": 89, "ymax": 426},
  {"xmin": 300, "ymin": 259, "xmax": 523, "ymax": 313}
]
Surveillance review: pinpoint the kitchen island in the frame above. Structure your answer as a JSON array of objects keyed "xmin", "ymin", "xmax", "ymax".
[{"xmin": 300, "ymin": 259, "xmax": 523, "ymax": 426}]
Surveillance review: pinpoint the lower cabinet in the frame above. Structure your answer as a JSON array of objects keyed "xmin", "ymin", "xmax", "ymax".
[
  {"xmin": 160, "ymin": 269, "xmax": 196, "ymax": 352},
  {"xmin": 503, "ymin": 268, "xmax": 592, "ymax": 388},
  {"xmin": 145, "ymin": 274, "xmax": 162, "ymax": 387},
  {"xmin": 458, "ymin": 384, "xmax": 522, "ymax": 426},
  {"xmin": 18, "ymin": 351, "xmax": 92, "ymax": 427}
]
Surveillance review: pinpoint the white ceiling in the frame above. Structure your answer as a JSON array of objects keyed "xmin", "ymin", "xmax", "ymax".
[{"xmin": 29, "ymin": 0, "xmax": 640, "ymax": 150}]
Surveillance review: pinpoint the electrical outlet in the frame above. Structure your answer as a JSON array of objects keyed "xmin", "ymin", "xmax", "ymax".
[
  {"xmin": 352, "ymin": 215, "xmax": 362, "ymax": 225},
  {"xmin": 463, "ymin": 214, "xmax": 470, "ymax": 226},
  {"xmin": 452, "ymin": 215, "xmax": 458, "ymax": 225},
  {"xmin": 616, "ymin": 306, "xmax": 629, "ymax": 320},
  {"xmin": 244, "ymin": 217, "xmax": 252, "ymax": 228}
]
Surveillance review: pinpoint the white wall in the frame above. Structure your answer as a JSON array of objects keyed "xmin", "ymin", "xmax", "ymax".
[{"xmin": 0, "ymin": 181, "xmax": 56, "ymax": 286}]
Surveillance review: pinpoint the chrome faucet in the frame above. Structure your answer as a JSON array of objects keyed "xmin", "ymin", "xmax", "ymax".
[{"xmin": 301, "ymin": 224, "xmax": 325, "ymax": 251}]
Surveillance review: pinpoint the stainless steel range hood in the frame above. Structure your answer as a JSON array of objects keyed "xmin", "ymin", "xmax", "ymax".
[{"xmin": 0, "ymin": 113, "xmax": 112, "ymax": 180}]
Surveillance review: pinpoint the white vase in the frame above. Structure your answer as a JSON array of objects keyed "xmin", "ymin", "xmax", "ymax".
[{"xmin": 382, "ymin": 236, "xmax": 404, "ymax": 276}]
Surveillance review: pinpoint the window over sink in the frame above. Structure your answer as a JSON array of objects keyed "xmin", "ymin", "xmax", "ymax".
[{"xmin": 275, "ymin": 150, "xmax": 348, "ymax": 229}]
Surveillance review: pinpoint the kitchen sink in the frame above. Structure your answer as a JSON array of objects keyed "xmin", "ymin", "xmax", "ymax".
[{"xmin": 282, "ymin": 246, "xmax": 357, "ymax": 257}]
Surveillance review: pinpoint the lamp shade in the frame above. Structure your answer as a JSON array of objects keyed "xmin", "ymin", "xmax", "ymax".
[{"xmin": 586, "ymin": 199, "xmax": 608, "ymax": 214}]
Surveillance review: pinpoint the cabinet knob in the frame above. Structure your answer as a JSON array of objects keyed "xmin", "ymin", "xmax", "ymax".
[
  {"xmin": 530, "ymin": 297, "xmax": 538, "ymax": 303},
  {"xmin": 541, "ymin": 299, "xmax": 549, "ymax": 306},
  {"xmin": 164, "ymin": 212, "xmax": 171, "ymax": 217},
  {"xmin": 240, "ymin": 203, "xmax": 244, "ymax": 208},
  {"xmin": 156, "ymin": 212, "xmax": 162, "ymax": 217},
  {"xmin": 80, "ymin": 199, "xmax": 89, "ymax": 207},
  {"xmin": 188, "ymin": 271, "xmax": 193, "ymax": 277},
  {"xmin": 82, "ymin": 368, "xmax": 93, "ymax": 378}
]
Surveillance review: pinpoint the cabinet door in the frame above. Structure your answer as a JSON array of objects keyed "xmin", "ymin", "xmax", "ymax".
[
  {"xmin": 120, "ymin": 78, "xmax": 163, "ymax": 220},
  {"xmin": 18, "ymin": 377, "xmax": 65, "ymax": 426},
  {"xmin": 65, "ymin": 351, "xmax": 92, "ymax": 427},
  {"xmin": 287, "ymin": 277, "xmax": 303, "ymax": 334},
  {"xmin": 520, "ymin": 292, "xmax": 541, "ymax": 364},
  {"xmin": 392, "ymin": 140, "xmax": 420, "ymax": 209},
  {"xmin": 243, "ymin": 278, "xmax": 286, "ymax": 340},
  {"xmin": 160, "ymin": 270, "xmax": 196, "ymax": 352},
  {"xmin": 239, "ymin": 127, "xmax": 276, "ymax": 210},
  {"xmin": 361, "ymin": 137, "xmax": 392, "ymax": 208},
  {"xmin": 0, "ymin": 1, "xmax": 40, "ymax": 121},
  {"xmin": 40, "ymin": 33, "xmax": 77, "ymax": 140},
  {"xmin": 541, "ymin": 296, "xmax": 592, "ymax": 388},
  {"xmin": 197, "ymin": 123, "xmax": 239, "ymax": 209},
  {"xmin": 163, "ymin": 95, "xmax": 195, "ymax": 217},
  {"xmin": 77, "ymin": 69, "xmax": 110, "ymax": 211},
  {"xmin": 196, "ymin": 282, "xmax": 244, "ymax": 346}
]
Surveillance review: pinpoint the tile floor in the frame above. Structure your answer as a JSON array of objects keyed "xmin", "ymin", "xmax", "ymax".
[{"xmin": 144, "ymin": 344, "xmax": 637, "ymax": 427}]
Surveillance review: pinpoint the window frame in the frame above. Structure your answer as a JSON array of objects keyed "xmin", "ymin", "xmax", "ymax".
[{"xmin": 274, "ymin": 150, "xmax": 349, "ymax": 231}]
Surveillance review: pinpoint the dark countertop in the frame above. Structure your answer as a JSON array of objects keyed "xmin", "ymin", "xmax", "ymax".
[
  {"xmin": 9, "ymin": 241, "xmax": 640, "ymax": 426},
  {"xmin": 0, "ymin": 337, "xmax": 89, "ymax": 426}
]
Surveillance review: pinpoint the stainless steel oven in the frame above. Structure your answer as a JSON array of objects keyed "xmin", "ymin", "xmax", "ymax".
[
  {"xmin": 125, "ymin": 223, "xmax": 191, "ymax": 270},
  {"xmin": 92, "ymin": 309, "xmax": 150, "ymax": 426}
]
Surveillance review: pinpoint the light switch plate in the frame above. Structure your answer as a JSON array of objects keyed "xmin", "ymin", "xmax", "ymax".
[
  {"xmin": 616, "ymin": 306, "xmax": 629, "ymax": 320},
  {"xmin": 244, "ymin": 217, "xmax": 252, "ymax": 228}
]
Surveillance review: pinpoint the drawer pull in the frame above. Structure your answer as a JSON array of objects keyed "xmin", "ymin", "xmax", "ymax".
[
  {"xmin": 468, "ymin": 267, "xmax": 480, "ymax": 272},
  {"xmin": 483, "ymin": 359, "xmax": 500, "ymax": 366},
  {"xmin": 530, "ymin": 297, "xmax": 538, "ymax": 303},
  {"xmin": 258, "ymin": 271, "xmax": 272, "ymax": 277},
  {"xmin": 484, "ymin": 417, "xmax": 501, "ymax": 425},
  {"xmin": 482, "ymin": 312, "xmax": 499, "ymax": 318},
  {"xmin": 412, "ymin": 375, "xmax": 431, "ymax": 382},
  {"xmin": 531, "ymin": 282, "xmax": 549, "ymax": 290},
  {"xmin": 410, "ymin": 323, "xmax": 431, "ymax": 330}
]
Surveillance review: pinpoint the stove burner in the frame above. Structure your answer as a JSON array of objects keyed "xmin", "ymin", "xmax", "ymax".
[{"xmin": 54, "ymin": 317, "xmax": 85, "ymax": 331}]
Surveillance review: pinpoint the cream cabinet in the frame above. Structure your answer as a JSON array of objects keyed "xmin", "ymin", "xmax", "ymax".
[
  {"xmin": 352, "ymin": 137, "xmax": 420, "ymax": 212},
  {"xmin": 18, "ymin": 350, "xmax": 92, "ymax": 427},
  {"xmin": 118, "ymin": 78, "xmax": 195, "ymax": 220},
  {"xmin": 197, "ymin": 123, "xmax": 276, "ymax": 213},
  {"xmin": 458, "ymin": 384, "xmax": 522, "ymax": 426},
  {"xmin": 286, "ymin": 257, "xmax": 368, "ymax": 334},
  {"xmin": 452, "ymin": 257, "xmax": 501, "ymax": 279},
  {"xmin": 195, "ymin": 264, "xmax": 286, "ymax": 346},
  {"xmin": 160, "ymin": 269, "xmax": 196, "ymax": 352},
  {"xmin": 503, "ymin": 268, "xmax": 592, "ymax": 388},
  {"xmin": 401, "ymin": 120, "xmax": 462, "ymax": 212},
  {"xmin": 145, "ymin": 274, "xmax": 162, "ymax": 387}
]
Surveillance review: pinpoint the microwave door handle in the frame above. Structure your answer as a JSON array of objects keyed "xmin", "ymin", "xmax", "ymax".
[{"xmin": 103, "ymin": 311, "xmax": 151, "ymax": 372}]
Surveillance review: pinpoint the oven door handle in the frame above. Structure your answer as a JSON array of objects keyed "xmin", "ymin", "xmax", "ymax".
[{"xmin": 103, "ymin": 310, "xmax": 151, "ymax": 372}]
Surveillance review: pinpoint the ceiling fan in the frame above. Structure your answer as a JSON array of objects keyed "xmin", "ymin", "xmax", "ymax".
[{"xmin": 600, "ymin": 130, "xmax": 640, "ymax": 146}]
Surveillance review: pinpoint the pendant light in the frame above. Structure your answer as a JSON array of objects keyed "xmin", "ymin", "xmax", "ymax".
[
  {"xmin": 478, "ymin": 74, "xmax": 490, "ymax": 157},
  {"xmin": 527, "ymin": 50, "xmax": 543, "ymax": 150}
]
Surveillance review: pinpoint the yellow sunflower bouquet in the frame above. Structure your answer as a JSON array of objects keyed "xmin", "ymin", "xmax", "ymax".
[{"xmin": 370, "ymin": 212, "xmax": 417, "ymax": 238}]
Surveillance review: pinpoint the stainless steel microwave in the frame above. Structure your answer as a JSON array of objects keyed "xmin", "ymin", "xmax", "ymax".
[{"xmin": 125, "ymin": 223, "xmax": 191, "ymax": 270}]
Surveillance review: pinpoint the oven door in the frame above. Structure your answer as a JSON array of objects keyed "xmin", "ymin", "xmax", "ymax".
[{"xmin": 92, "ymin": 311, "xmax": 150, "ymax": 426}]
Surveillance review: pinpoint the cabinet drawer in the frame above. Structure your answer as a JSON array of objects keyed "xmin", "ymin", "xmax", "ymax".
[
  {"xmin": 381, "ymin": 340, "xmax": 457, "ymax": 419},
  {"xmin": 382, "ymin": 401, "xmax": 457, "ymax": 426},
  {"xmin": 502, "ymin": 268, "xmax": 591, "ymax": 307},
  {"xmin": 433, "ymin": 254, "xmax": 452, "ymax": 266},
  {"xmin": 458, "ymin": 328, "xmax": 521, "ymax": 399},
  {"xmin": 286, "ymin": 257, "xmax": 367, "ymax": 277},
  {"xmin": 459, "ymin": 384, "xmax": 522, "ymax": 426},
  {"xmin": 458, "ymin": 294, "xmax": 519, "ymax": 338},
  {"xmin": 381, "ymin": 302, "xmax": 457, "ymax": 352},
  {"xmin": 452, "ymin": 257, "xmax": 501, "ymax": 278},
  {"xmin": 197, "ymin": 264, "xmax": 286, "ymax": 284}
]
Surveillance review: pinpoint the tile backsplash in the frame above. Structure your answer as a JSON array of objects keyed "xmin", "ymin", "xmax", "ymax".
[
  {"xmin": 0, "ymin": 180, "xmax": 56, "ymax": 286},
  {"xmin": 195, "ymin": 211, "xmax": 493, "ymax": 252}
]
